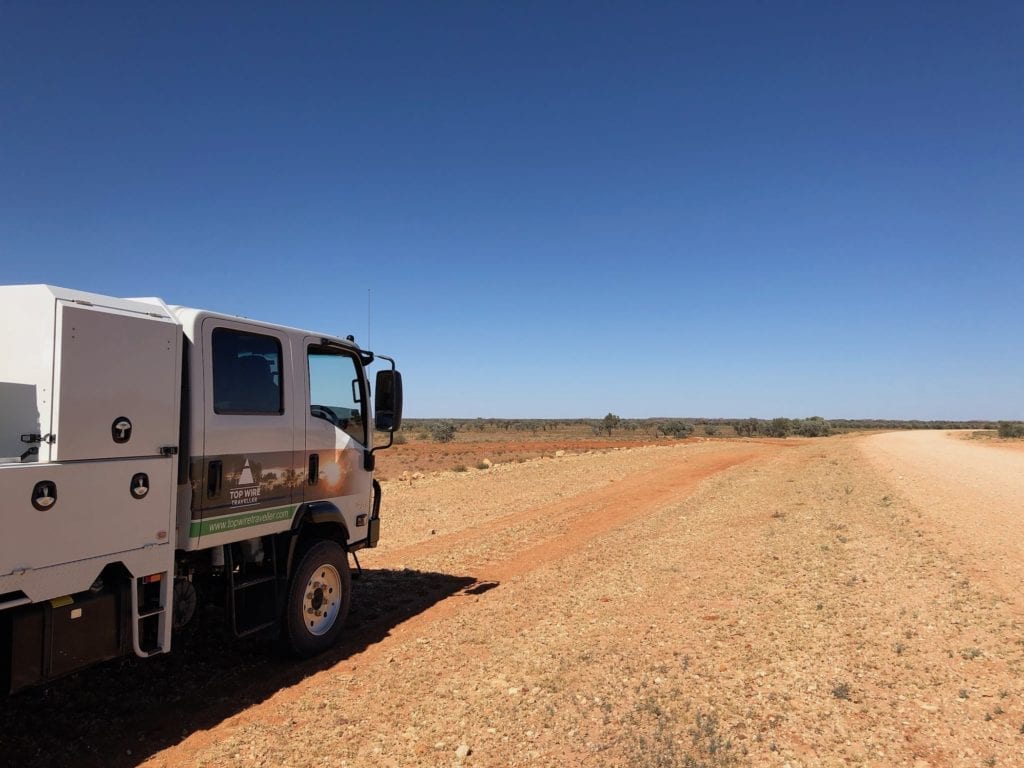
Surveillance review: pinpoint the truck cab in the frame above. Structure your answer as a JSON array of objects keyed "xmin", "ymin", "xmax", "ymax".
[{"xmin": 177, "ymin": 308, "xmax": 383, "ymax": 555}]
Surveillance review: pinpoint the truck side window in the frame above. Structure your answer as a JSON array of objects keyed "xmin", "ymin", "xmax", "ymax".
[
  {"xmin": 308, "ymin": 348, "xmax": 366, "ymax": 444},
  {"xmin": 212, "ymin": 328, "xmax": 284, "ymax": 415}
]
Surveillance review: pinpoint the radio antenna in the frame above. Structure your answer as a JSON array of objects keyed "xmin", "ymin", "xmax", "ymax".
[{"xmin": 367, "ymin": 288, "xmax": 372, "ymax": 349}]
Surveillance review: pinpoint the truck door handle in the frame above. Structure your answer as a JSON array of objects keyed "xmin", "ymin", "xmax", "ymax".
[
  {"xmin": 308, "ymin": 454, "xmax": 319, "ymax": 485},
  {"xmin": 207, "ymin": 460, "xmax": 222, "ymax": 498}
]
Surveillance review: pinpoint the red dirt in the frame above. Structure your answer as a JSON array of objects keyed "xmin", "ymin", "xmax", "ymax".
[
  {"xmin": 136, "ymin": 443, "xmax": 772, "ymax": 767},
  {"xmin": 9, "ymin": 432, "xmax": 1024, "ymax": 766},
  {"xmin": 373, "ymin": 437, "xmax": 669, "ymax": 479}
]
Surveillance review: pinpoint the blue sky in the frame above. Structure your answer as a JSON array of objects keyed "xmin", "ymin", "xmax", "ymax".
[{"xmin": 2, "ymin": 3, "xmax": 1021, "ymax": 419}]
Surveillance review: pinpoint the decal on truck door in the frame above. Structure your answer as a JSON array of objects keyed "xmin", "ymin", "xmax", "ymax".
[
  {"xmin": 186, "ymin": 450, "xmax": 362, "ymax": 538},
  {"xmin": 231, "ymin": 459, "xmax": 261, "ymax": 507},
  {"xmin": 189, "ymin": 449, "xmax": 363, "ymax": 518},
  {"xmin": 191, "ymin": 450, "xmax": 298, "ymax": 520}
]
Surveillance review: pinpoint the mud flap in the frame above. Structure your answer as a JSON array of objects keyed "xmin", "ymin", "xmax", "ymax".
[{"xmin": 368, "ymin": 479, "xmax": 382, "ymax": 547}]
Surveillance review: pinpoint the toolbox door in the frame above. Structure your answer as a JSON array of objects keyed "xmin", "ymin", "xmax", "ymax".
[{"xmin": 50, "ymin": 302, "xmax": 180, "ymax": 462}]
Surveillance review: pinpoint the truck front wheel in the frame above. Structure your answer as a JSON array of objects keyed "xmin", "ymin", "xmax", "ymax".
[{"xmin": 284, "ymin": 540, "xmax": 352, "ymax": 656}]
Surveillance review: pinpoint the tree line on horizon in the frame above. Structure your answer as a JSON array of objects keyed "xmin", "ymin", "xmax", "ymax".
[{"xmin": 398, "ymin": 416, "xmax": 1016, "ymax": 442}]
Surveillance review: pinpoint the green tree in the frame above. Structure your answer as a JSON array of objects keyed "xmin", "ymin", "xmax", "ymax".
[
  {"xmin": 734, "ymin": 418, "xmax": 762, "ymax": 437},
  {"xmin": 603, "ymin": 412, "xmax": 622, "ymax": 436}
]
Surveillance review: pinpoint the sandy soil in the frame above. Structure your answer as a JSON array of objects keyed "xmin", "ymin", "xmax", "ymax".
[
  {"xmin": 4, "ymin": 432, "xmax": 1024, "ymax": 767},
  {"xmin": 860, "ymin": 430, "xmax": 1024, "ymax": 634},
  {"xmin": 372, "ymin": 437, "xmax": 667, "ymax": 480}
]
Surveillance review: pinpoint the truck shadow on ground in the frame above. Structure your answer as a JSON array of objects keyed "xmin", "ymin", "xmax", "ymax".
[{"xmin": 0, "ymin": 567, "xmax": 483, "ymax": 768}]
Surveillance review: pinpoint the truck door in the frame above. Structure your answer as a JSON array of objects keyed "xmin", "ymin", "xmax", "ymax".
[
  {"xmin": 303, "ymin": 340, "xmax": 372, "ymax": 545},
  {"xmin": 195, "ymin": 319, "xmax": 299, "ymax": 543}
]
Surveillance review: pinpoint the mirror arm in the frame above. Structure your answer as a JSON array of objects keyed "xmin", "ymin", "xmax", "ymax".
[{"xmin": 373, "ymin": 432, "xmax": 395, "ymax": 454}]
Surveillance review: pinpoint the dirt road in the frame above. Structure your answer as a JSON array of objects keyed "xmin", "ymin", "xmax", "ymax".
[
  {"xmin": 4, "ymin": 433, "xmax": 1024, "ymax": 767},
  {"xmin": 861, "ymin": 430, "xmax": 1024, "ymax": 605}
]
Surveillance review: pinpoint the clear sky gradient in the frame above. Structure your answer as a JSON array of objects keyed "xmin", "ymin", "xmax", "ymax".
[{"xmin": 2, "ymin": 3, "xmax": 1021, "ymax": 419}]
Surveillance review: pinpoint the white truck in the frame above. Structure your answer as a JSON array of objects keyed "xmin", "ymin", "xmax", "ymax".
[{"xmin": 0, "ymin": 284, "xmax": 403, "ymax": 693}]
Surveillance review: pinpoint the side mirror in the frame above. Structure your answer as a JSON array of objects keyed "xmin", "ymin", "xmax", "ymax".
[{"xmin": 374, "ymin": 370, "xmax": 403, "ymax": 432}]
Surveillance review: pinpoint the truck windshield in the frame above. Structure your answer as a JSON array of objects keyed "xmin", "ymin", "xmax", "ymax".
[{"xmin": 308, "ymin": 349, "xmax": 366, "ymax": 445}]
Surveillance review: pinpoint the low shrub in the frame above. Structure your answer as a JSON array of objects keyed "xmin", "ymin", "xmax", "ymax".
[
  {"xmin": 428, "ymin": 422, "xmax": 457, "ymax": 443},
  {"xmin": 998, "ymin": 421, "xmax": 1024, "ymax": 438},
  {"xmin": 658, "ymin": 421, "xmax": 694, "ymax": 439}
]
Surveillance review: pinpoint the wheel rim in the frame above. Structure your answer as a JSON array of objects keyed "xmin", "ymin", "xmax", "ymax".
[{"xmin": 302, "ymin": 564, "xmax": 342, "ymax": 636}]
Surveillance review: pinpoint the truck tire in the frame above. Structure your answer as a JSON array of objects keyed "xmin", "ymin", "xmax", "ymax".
[{"xmin": 284, "ymin": 539, "xmax": 352, "ymax": 657}]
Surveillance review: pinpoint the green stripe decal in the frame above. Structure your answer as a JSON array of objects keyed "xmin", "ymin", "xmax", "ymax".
[{"xmin": 190, "ymin": 505, "xmax": 298, "ymax": 538}]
